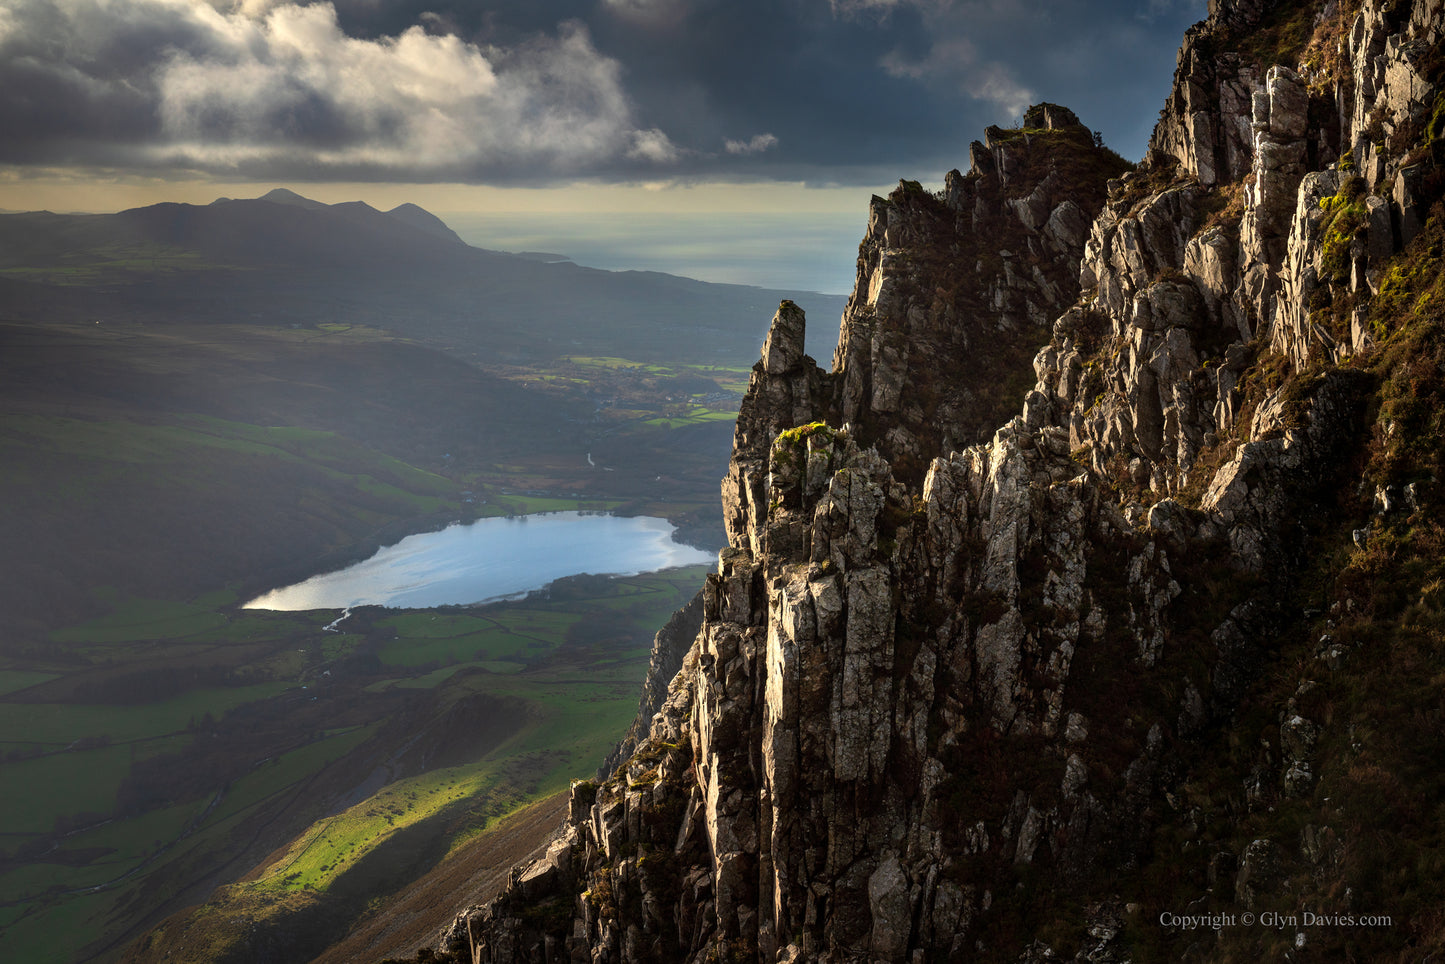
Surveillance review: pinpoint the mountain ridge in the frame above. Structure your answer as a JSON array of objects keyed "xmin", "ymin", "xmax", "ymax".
[{"xmin": 0, "ymin": 190, "xmax": 848, "ymax": 367}]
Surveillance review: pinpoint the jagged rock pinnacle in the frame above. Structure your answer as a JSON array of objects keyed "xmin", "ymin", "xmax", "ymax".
[{"xmin": 762, "ymin": 300, "xmax": 806, "ymax": 374}]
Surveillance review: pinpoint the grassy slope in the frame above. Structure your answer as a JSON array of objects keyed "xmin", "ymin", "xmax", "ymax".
[
  {"xmin": 309, "ymin": 790, "xmax": 572, "ymax": 964},
  {"xmin": 0, "ymin": 316, "xmax": 734, "ymax": 961},
  {"xmin": 0, "ymin": 566, "xmax": 707, "ymax": 964}
]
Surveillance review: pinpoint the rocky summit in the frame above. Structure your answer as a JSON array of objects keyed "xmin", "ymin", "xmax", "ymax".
[{"xmin": 414, "ymin": 0, "xmax": 1445, "ymax": 960}]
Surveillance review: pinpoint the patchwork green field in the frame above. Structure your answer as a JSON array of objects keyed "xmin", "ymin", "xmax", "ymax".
[
  {"xmin": 0, "ymin": 317, "xmax": 735, "ymax": 962},
  {"xmin": 488, "ymin": 354, "xmax": 749, "ymax": 433},
  {"xmin": 0, "ymin": 565, "xmax": 708, "ymax": 963}
]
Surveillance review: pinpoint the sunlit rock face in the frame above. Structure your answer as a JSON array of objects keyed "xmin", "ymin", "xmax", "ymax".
[{"xmin": 436, "ymin": 1, "xmax": 1445, "ymax": 959}]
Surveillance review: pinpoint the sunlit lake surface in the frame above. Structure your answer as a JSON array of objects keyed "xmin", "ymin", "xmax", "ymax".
[{"xmin": 243, "ymin": 512, "xmax": 713, "ymax": 611}]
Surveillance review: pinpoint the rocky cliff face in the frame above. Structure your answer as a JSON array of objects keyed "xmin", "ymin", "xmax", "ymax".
[
  {"xmin": 598, "ymin": 592, "xmax": 706, "ymax": 780},
  {"xmin": 436, "ymin": 1, "xmax": 1445, "ymax": 960}
]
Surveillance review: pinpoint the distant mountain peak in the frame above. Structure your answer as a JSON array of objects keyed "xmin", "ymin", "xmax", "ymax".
[
  {"xmin": 384, "ymin": 202, "xmax": 465, "ymax": 246},
  {"xmin": 258, "ymin": 187, "xmax": 328, "ymax": 210}
]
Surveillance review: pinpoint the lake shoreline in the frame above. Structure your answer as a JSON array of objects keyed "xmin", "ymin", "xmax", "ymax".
[{"xmin": 243, "ymin": 511, "xmax": 716, "ymax": 612}]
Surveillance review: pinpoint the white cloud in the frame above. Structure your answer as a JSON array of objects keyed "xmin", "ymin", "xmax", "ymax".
[
  {"xmin": 159, "ymin": 7, "xmax": 640, "ymax": 173},
  {"xmin": 627, "ymin": 128, "xmax": 680, "ymax": 162},
  {"xmin": 1, "ymin": 0, "xmax": 680, "ymax": 179},
  {"xmin": 835, "ymin": 0, "xmax": 1035, "ymax": 118},
  {"xmin": 225, "ymin": 0, "xmax": 290, "ymax": 17},
  {"xmin": 724, "ymin": 133, "xmax": 778, "ymax": 155},
  {"xmin": 881, "ymin": 36, "xmax": 1033, "ymax": 117},
  {"xmin": 962, "ymin": 63, "xmax": 1034, "ymax": 118}
]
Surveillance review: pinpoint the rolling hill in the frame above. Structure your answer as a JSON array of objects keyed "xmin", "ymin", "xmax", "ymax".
[{"xmin": 0, "ymin": 191, "xmax": 848, "ymax": 366}]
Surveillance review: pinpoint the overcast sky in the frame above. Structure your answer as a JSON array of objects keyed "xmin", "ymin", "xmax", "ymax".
[{"xmin": 0, "ymin": 0, "xmax": 1205, "ymax": 286}]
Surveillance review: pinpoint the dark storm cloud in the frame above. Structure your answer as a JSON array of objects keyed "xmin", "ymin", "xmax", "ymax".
[
  {"xmin": 584, "ymin": 0, "xmax": 1206, "ymax": 180},
  {"xmin": 0, "ymin": 0, "xmax": 1205, "ymax": 184}
]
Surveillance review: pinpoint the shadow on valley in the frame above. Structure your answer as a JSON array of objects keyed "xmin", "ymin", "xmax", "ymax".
[
  {"xmin": 0, "ymin": 319, "xmax": 740, "ymax": 638},
  {"xmin": 119, "ymin": 689, "xmax": 537, "ymax": 964},
  {"xmin": 0, "ymin": 568, "xmax": 707, "ymax": 964},
  {"xmin": 0, "ymin": 189, "xmax": 838, "ymax": 963}
]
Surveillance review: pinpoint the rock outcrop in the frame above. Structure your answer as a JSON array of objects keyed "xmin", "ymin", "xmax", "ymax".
[
  {"xmin": 428, "ymin": 1, "xmax": 1445, "ymax": 960},
  {"xmin": 598, "ymin": 592, "xmax": 706, "ymax": 779}
]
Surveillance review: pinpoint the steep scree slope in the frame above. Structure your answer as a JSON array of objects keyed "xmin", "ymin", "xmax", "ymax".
[{"xmin": 415, "ymin": 0, "xmax": 1445, "ymax": 960}]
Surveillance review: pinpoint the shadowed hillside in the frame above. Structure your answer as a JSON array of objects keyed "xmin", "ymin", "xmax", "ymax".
[{"xmin": 0, "ymin": 193, "xmax": 847, "ymax": 367}]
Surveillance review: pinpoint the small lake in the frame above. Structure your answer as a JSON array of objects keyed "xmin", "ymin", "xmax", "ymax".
[{"xmin": 243, "ymin": 512, "xmax": 714, "ymax": 611}]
